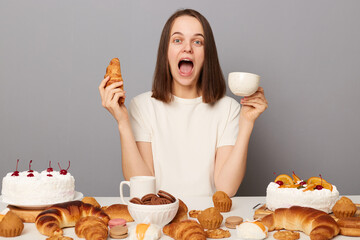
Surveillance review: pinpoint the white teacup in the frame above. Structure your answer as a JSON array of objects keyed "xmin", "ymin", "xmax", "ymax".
[
  {"xmin": 228, "ymin": 72, "xmax": 260, "ymax": 96},
  {"xmin": 120, "ymin": 176, "xmax": 156, "ymax": 204}
]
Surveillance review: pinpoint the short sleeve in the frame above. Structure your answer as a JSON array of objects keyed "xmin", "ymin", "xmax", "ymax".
[
  {"xmin": 217, "ymin": 99, "xmax": 240, "ymax": 147},
  {"xmin": 128, "ymin": 98, "xmax": 152, "ymax": 142}
]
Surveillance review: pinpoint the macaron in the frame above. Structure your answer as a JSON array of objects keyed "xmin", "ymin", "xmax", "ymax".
[
  {"xmin": 108, "ymin": 218, "xmax": 127, "ymax": 228},
  {"xmin": 110, "ymin": 225, "xmax": 128, "ymax": 239},
  {"xmin": 225, "ymin": 216, "xmax": 243, "ymax": 229}
]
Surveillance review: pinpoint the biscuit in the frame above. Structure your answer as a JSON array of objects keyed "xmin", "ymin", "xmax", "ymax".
[
  {"xmin": 189, "ymin": 210, "xmax": 202, "ymax": 218},
  {"xmin": 110, "ymin": 225, "xmax": 128, "ymax": 239},
  {"xmin": 206, "ymin": 228, "xmax": 231, "ymax": 239},
  {"xmin": 225, "ymin": 216, "xmax": 243, "ymax": 229},
  {"xmin": 273, "ymin": 230, "xmax": 300, "ymax": 240}
]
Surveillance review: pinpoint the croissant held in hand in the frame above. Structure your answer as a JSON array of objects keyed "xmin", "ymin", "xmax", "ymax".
[
  {"xmin": 35, "ymin": 200, "xmax": 110, "ymax": 236},
  {"xmin": 163, "ymin": 219, "xmax": 206, "ymax": 240},
  {"xmin": 260, "ymin": 206, "xmax": 339, "ymax": 240},
  {"xmin": 104, "ymin": 58, "xmax": 125, "ymax": 104}
]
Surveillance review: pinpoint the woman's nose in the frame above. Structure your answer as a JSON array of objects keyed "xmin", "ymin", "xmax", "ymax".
[{"xmin": 183, "ymin": 41, "xmax": 193, "ymax": 53}]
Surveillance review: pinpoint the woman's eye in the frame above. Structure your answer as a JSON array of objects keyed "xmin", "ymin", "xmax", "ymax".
[
  {"xmin": 194, "ymin": 40, "xmax": 203, "ymax": 45},
  {"xmin": 174, "ymin": 39, "xmax": 181, "ymax": 43}
]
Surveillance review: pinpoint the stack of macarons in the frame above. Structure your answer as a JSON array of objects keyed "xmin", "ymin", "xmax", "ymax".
[{"xmin": 108, "ymin": 218, "xmax": 128, "ymax": 239}]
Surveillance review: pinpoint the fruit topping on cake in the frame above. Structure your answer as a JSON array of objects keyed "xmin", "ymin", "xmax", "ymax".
[
  {"xmin": 58, "ymin": 161, "xmax": 71, "ymax": 175},
  {"xmin": 273, "ymin": 172, "xmax": 333, "ymax": 191},
  {"xmin": 11, "ymin": 159, "xmax": 20, "ymax": 177},
  {"xmin": 27, "ymin": 160, "xmax": 34, "ymax": 177}
]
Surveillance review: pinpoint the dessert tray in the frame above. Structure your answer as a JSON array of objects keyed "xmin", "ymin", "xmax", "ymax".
[{"xmin": 0, "ymin": 191, "xmax": 83, "ymax": 210}]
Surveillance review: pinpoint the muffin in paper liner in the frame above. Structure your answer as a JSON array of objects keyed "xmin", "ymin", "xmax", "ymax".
[
  {"xmin": 332, "ymin": 196, "xmax": 357, "ymax": 218},
  {"xmin": 197, "ymin": 207, "xmax": 223, "ymax": 230},
  {"xmin": 212, "ymin": 191, "xmax": 232, "ymax": 212},
  {"xmin": 0, "ymin": 211, "xmax": 24, "ymax": 237}
]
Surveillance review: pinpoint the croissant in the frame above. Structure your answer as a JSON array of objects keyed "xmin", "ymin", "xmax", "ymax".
[
  {"xmin": 260, "ymin": 206, "xmax": 340, "ymax": 240},
  {"xmin": 104, "ymin": 58, "xmax": 124, "ymax": 104},
  {"xmin": 75, "ymin": 216, "xmax": 108, "ymax": 240},
  {"xmin": 163, "ymin": 219, "xmax": 206, "ymax": 240},
  {"xmin": 170, "ymin": 199, "xmax": 189, "ymax": 223},
  {"xmin": 35, "ymin": 200, "xmax": 110, "ymax": 236}
]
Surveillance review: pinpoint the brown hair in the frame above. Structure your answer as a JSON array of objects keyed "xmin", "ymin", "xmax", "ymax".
[{"xmin": 151, "ymin": 9, "xmax": 226, "ymax": 104}]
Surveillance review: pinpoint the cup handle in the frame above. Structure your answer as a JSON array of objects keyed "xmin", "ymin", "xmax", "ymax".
[{"xmin": 120, "ymin": 181, "xmax": 130, "ymax": 204}]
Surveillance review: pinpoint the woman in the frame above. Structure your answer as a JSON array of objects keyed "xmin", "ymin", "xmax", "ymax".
[{"xmin": 99, "ymin": 9, "xmax": 268, "ymax": 197}]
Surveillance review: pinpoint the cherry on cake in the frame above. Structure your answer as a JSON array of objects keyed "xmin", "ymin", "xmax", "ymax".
[
  {"xmin": 266, "ymin": 172, "xmax": 339, "ymax": 213},
  {"xmin": 1, "ymin": 160, "xmax": 75, "ymax": 205}
]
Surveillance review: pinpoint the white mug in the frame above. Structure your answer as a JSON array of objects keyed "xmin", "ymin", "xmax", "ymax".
[
  {"xmin": 120, "ymin": 176, "xmax": 156, "ymax": 204},
  {"xmin": 228, "ymin": 72, "xmax": 260, "ymax": 97}
]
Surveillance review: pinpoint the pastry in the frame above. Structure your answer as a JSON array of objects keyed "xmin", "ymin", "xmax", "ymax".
[
  {"xmin": 206, "ymin": 228, "xmax": 231, "ymax": 239},
  {"xmin": 266, "ymin": 173, "xmax": 339, "ymax": 213},
  {"xmin": 129, "ymin": 223, "xmax": 161, "ymax": 240},
  {"xmin": 163, "ymin": 219, "xmax": 206, "ymax": 240},
  {"xmin": 171, "ymin": 199, "xmax": 188, "ymax": 223},
  {"xmin": 7, "ymin": 205, "xmax": 42, "ymax": 223},
  {"xmin": 337, "ymin": 217, "xmax": 360, "ymax": 237},
  {"xmin": 46, "ymin": 233, "xmax": 74, "ymax": 240},
  {"xmin": 103, "ymin": 204, "xmax": 134, "ymax": 222},
  {"xmin": 1, "ymin": 160, "xmax": 75, "ymax": 205},
  {"xmin": 332, "ymin": 196, "xmax": 357, "ymax": 218},
  {"xmin": 261, "ymin": 206, "xmax": 339, "ymax": 240},
  {"xmin": 273, "ymin": 230, "xmax": 300, "ymax": 240},
  {"xmin": 82, "ymin": 196, "xmax": 101, "ymax": 208},
  {"xmin": 109, "ymin": 218, "xmax": 127, "ymax": 228},
  {"xmin": 110, "ymin": 225, "xmax": 128, "ymax": 239},
  {"xmin": 189, "ymin": 210, "xmax": 202, "ymax": 218},
  {"xmin": 197, "ymin": 207, "xmax": 223, "ymax": 230},
  {"xmin": 35, "ymin": 200, "xmax": 109, "ymax": 236},
  {"xmin": 0, "ymin": 210, "xmax": 24, "ymax": 237},
  {"xmin": 75, "ymin": 216, "xmax": 108, "ymax": 240},
  {"xmin": 212, "ymin": 191, "xmax": 232, "ymax": 212},
  {"xmin": 104, "ymin": 58, "xmax": 125, "ymax": 104},
  {"xmin": 236, "ymin": 221, "xmax": 268, "ymax": 240},
  {"xmin": 225, "ymin": 216, "xmax": 243, "ymax": 229}
]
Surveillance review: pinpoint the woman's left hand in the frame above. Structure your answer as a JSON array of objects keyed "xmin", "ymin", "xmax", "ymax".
[{"xmin": 240, "ymin": 87, "xmax": 268, "ymax": 122}]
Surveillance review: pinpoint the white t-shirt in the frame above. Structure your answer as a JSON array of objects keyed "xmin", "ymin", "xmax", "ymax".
[{"xmin": 128, "ymin": 91, "xmax": 240, "ymax": 197}]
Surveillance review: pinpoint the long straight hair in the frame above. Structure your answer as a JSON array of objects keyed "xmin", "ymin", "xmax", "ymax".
[{"xmin": 152, "ymin": 9, "xmax": 226, "ymax": 104}]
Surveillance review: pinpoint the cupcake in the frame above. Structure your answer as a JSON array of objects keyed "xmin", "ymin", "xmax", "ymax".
[
  {"xmin": 332, "ymin": 196, "xmax": 357, "ymax": 218},
  {"xmin": 212, "ymin": 191, "xmax": 232, "ymax": 212},
  {"xmin": 0, "ymin": 211, "xmax": 24, "ymax": 237},
  {"xmin": 197, "ymin": 207, "xmax": 223, "ymax": 230}
]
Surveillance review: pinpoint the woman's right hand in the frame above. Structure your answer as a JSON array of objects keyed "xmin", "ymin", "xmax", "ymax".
[{"xmin": 99, "ymin": 76, "xmax": 128, "ymax": 125}]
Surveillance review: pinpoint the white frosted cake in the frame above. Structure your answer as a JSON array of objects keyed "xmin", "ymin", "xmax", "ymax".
[
  {"xmin": 1, "ymin": 170, "xmax": 75, "ymax": 205},
  {"xmin": 265, "ymin": 174, "xmax": 339, "ymax": 213}
]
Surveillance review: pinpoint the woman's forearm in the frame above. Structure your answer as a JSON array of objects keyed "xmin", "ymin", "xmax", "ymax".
[
  {"xmin": 215, "ymin": 118, "xmax": 254, "ymax": 197},
  {"xmin": 118, "ymin": 120, "xmax": 153, "ymax": 180}
]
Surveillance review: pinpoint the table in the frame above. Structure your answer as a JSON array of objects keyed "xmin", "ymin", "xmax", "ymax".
[{"xmin": 1, "ymin": 196, "xmax": 359, "ymax": 240}]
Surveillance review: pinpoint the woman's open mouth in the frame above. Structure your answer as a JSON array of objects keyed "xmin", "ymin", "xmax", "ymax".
[{"xmin": 178, "ymin": 59, "xmax": 193, "ymax": 76}]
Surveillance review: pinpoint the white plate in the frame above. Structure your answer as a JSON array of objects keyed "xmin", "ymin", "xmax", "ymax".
[{"xmin": 0, "ymin": 191, "xmax": 83, "ymax": 210}]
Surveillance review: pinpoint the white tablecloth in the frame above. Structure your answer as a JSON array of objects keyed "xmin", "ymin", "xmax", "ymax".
[{"xmin": 1, "ymin": 195, "xmax": 359, "ymax": 240}]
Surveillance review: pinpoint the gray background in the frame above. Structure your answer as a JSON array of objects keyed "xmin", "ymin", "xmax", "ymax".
[{"xmin": 1, "ymin": 0, "xmax": 359, "ymax": 197}]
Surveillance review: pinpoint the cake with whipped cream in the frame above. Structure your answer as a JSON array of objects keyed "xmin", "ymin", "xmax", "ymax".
[
  {"xmin": 1, "ymin": 160, "xmax": 75, "ymax": 205},
  {"xmin": 266, "ymin": 172, "xmax": 339, "ymax": 213}
]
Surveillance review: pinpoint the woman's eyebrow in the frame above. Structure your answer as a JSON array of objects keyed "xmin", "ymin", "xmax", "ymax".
[{"xmin": 171, "ymin": 32, "xmax": 204, "ymax": 38}]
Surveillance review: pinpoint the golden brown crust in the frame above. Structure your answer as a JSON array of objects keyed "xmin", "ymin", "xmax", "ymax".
[
  {"xmin": 46, "ymin": 233, "xmax": 74, "ymax": 240},
  {"xmin": 104, "ymin": 58, "xmax": 124, "ymax": 104},
  {"xmin": 103, "ymin": 204, "xmax": 134, "ymax": 222},
  {"xmin": 212, "ymin": 191, "xmax": 232, "ymax": 212},
  {"xmin": 260, "ymin": 206, "xmax": 339, "ymax": 240},
  {"xmin": 197, "ymin": 207, "xmax": 223, "ymax": 230},
  {"xmin": 171, "ymin": 199, "xmax": 189, "ymax": 223},
  {"xmin": 0, "ymin": 211, "xmax": 24, "ymax": 237},
  {"xmin": 163, "ymin": 219, "xmax": 206, "ymax": 240},
  {"xmin": 82, "ymin": 197, "xmax": 101, "ymax": 208},
  {"xmin": 189, "ymin": 210, "xmax": 202, "ymax": 218},
  {"xmin": 35, "ymin": 200, "xmax": 109, "ymax": 236},
  {"xmin": 337, "ymin": 217, "xmax": 360, "ymax": 236},
  {"xmin": 332, "ymin": 197, "xmax": 357, "ymax": 218},
  {"xmin": 75, "ymin": 216, "xmax": 108, "ymax": 240},
  {"xmin": 205, "ymin": 228, "xmax": 231, "ymax": 239},
  {"xmin": 273, "ymin": 230, "xmax": 300, "ymax": 240},
  {"xmin": 7, "ymin": 205, "xmax": 42, "ymax": 223}
]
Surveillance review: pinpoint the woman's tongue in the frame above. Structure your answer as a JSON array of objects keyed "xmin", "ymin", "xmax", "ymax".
[{"xmin": 179, "ymin": 61, "xmax": 193, "ymax": 76}]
